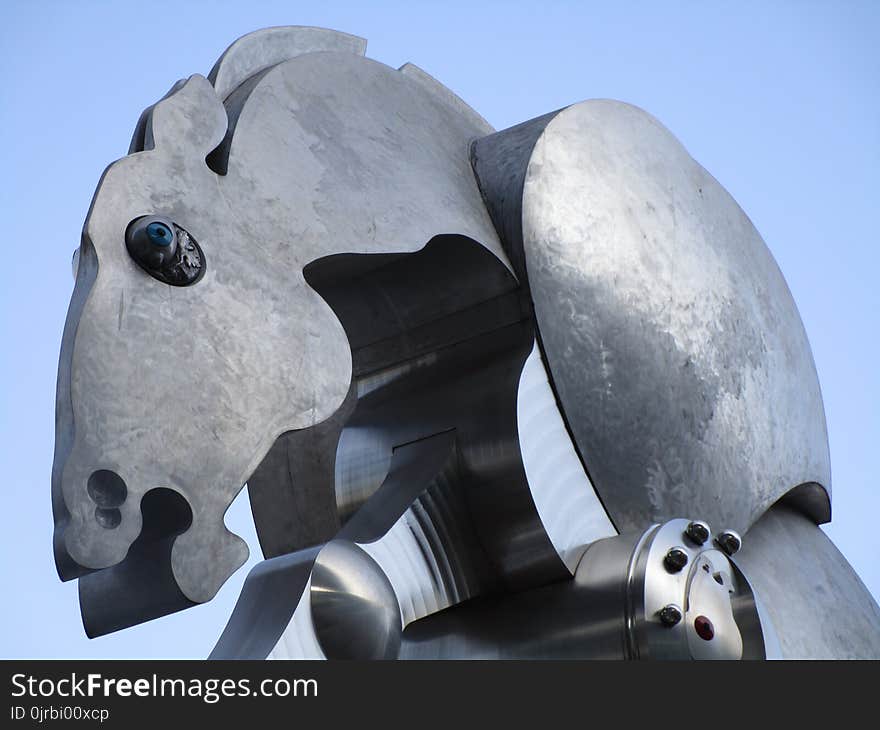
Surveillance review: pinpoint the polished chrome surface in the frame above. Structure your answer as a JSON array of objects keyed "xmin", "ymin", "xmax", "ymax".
[
  {"xmin": 472, "ymin": 100, "xmax": 832, "ymax": 537},
  {"xmin": 310, "ymin": 540, "xmax": 402, "ymax": 660},
  {"xmin": 261, "ymin": 343, "xmax": 616, "ymax": 659},
  {"xmin": 270, "ymin": 578, "xmax": 324, "ymax": 660},
  {"xmin": 310, "ymin": 236, "xmax": 571, "ymax": 589},
  {"xmin": 517, "ymin": 345, "xmax": 617, "ymax": 571},
  {"xmin": 735, "ymin": 503, "xmax": 880, "ymax": 659}
]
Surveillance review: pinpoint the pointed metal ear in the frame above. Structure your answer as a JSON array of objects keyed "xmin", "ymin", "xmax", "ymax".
[
  {"xmin": 208, "ymin": 26, "xmax": 367, "ymax": 101},
  {"xmin": 143, "ymin": 74, "xmax": 227, "ymax": 156},
  {"xmin": 203, "ymin": 27, "xmax": 369, "ymax": 176}
]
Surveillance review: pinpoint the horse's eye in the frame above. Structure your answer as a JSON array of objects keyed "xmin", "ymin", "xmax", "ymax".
[
  {"xmin": 125, "ymin": 215, "xmax": 205, "ymax": 286},
  {"xmin": 146, "ymin": 221, "xmax": 174, "ymax": 247}
]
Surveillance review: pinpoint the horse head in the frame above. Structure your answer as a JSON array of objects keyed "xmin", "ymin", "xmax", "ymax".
[{"xmin": 53, "ymin": 34, "xmax": 506, "ymax": 634}]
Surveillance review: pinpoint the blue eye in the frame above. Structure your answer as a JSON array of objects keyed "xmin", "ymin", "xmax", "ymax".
[
  {"xmin": 146, "ymin": 221, "xmax": 173, "ymax": 246},
  {"xmin": 125, "ymin": 215, "xmax": 205, "ymax": 286}
]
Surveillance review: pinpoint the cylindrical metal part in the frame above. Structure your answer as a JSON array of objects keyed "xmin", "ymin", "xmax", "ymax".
[{"xmin": 399, "ymin": 519, "xmax": 773, "ymax": 660}]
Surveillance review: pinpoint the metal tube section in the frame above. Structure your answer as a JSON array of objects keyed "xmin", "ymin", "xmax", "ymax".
[
  {"xmin": 262, "ymin": 519, "xmax": 771, "ymax": 660},
  {"xmin": 399, "ymin": 519, "xmax": 770, "ymax": 660},
  {"xmin": 734, "ymin": 503, "xmax": 880, "ymax": 659}
]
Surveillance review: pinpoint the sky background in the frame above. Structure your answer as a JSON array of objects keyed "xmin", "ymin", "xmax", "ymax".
[{"xmin": 1, "ymin": 1, "xmax": 877, "ymax": 658}]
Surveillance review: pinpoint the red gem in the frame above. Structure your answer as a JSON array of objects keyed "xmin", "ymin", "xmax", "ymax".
[{"xmin": 694, "ymin": 615, "xmax": 715, "ymax": 641}]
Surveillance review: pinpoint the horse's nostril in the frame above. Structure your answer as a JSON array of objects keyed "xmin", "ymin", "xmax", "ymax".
[
  {"xmin": 94, "ymin": 507, "xmax": 122, "ymax": 530},
  {"xmin": 87, "ymin": 470, "xmax": 127, "ymax": 508}
]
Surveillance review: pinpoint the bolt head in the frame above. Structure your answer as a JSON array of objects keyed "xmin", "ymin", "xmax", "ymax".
[
  {"xmin": 658, "ymin": 604, "xmax": 683, "ymax": 627},
  {"xmin": 716, "ymin": 529, "xmax": 742, "ymax": 556},
  {"xmin": 664, "ymin": 546, "xmax": 689, "ymax": 573},
  {"xmin": 685, "ymin": 520, "xmax": 711, "ymax": 546}
]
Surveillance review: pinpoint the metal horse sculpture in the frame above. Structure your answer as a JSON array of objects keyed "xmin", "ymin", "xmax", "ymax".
[{"xmin": 53, "ymin": 27, "xmax": 880, "ymax": 659}]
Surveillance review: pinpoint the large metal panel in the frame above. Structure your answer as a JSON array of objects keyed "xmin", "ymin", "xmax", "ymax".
[{"xmin": 473, "ymin": 100, "xmax": 831, "ymax": 536}]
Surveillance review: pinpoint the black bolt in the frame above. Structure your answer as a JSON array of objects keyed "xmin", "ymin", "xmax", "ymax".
[
  {"xmin": 664, "ymin": 546, "xmax": 689, "ymax": 573},
  {"xmin": 685, "ymin": 520, "xmax": 711, "ymax": 546},
  {"xmin": 716, "ymin": 530, "xmax": 742, "ymax": 556},
  {"xmin": 658, "ymin": 604, "xmax": 683, "ymax": 627}
]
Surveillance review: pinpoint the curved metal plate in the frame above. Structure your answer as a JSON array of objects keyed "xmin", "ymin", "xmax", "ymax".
[
  {"xmin": 473, "ymin": 100, "xmax": 831, "ymax": 536},
  {"xmin": 517, "ymin": 344, "xmax": 616, "ymax": 570},
  {"xmin": 736, "ymin": 503, "xmax": 880, "ymax": 658}
]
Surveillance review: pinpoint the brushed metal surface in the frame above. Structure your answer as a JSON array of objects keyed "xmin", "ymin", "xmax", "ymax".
[
  {"xmin": 472, "ymin": 100, "xmax": 831, "ymax": 537},
  {"xmin": 218, "ymin": 340, "xmax": 619, "ymax": 658},
  {"xmin": 269, "ymin": 577, "xmax": 324, "ymax": 660},
  {"xmin": 310, "ymin": 540, "xmax": 402, "ymax": 660},
  {"xmin": 517, "ymin": 345, "xmax": 616, "ymax": 571}
]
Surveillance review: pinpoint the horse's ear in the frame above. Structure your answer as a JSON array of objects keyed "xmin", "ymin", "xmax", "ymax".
[{"xmin": 143, "ymin": 74, "xmax": 227, "ymax": 157}]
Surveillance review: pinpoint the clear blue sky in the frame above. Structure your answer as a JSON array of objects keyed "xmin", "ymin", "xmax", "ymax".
[{"xmin": 1, "ymin": 1, "xmax": 877, "ymax": 658}]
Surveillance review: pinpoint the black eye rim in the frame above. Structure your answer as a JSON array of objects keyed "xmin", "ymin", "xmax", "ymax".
[{"xmin": 124, "ymin": 214, "xmax": 206, "ymax": 287}]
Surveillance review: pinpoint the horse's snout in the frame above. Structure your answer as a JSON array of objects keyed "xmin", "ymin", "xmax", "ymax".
[{"xmin": 53, "ymin": 439, "xmax": 248, "ymax": 635}]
